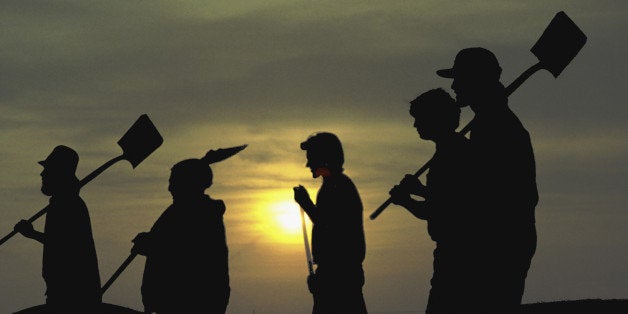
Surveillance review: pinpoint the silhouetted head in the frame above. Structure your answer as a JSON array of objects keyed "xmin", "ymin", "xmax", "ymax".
[
  {"xmin": 437, "ymin": 47, "xmax": 502, "ymax": 110},
  {"xmin": 300, "ymin": 132, "xmax": 344, "ymax": 178},
  {"xmin": 168, "ymin": 158, "xmax": 213, "ymax": 198},
  {"xmin": 39, "ymin": 145, "xmax": 80, "ymax": 196},
  {"xmin": 410, "ymin": 88, "xmax": 460, "ymax": 141}
]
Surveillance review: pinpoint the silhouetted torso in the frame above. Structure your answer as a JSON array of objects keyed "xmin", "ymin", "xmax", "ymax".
[
  {"xmin": 311, "ymin": 173, "xmax": 365, "ymax": 266},
  {"xmin": 470, "ymin": 91, "xmax": 538, "ymax": 224},
  {"xmin": 423, "ymin": 133, "xmax": 484, "ymax": 314},
  {"xmin": 141, "ymin": 194, "xmax": 230, "ymax": 313},
  {"xmin": 43, "ymin": 187, "xmax": 102, "ymax": 311},
  {"xmin": 469, "ymin": 86, "xmax": 538, "ymax": 311},
  {"xmin": 310, "ymin": 173, "xmax": 367, "ymax": 314},
  {"xmin": 425, "ymin": 133, "xmax": 475, "ymax": 242}
]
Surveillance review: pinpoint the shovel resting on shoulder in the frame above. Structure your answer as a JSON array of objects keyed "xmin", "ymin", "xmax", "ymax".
[
  {"xmin": 0, "ymin": 114, "xmax": 164, "ymax": 247},
  {"xmin": 370, "ymin": 11, "xmax": 588, "ymax": 220}
]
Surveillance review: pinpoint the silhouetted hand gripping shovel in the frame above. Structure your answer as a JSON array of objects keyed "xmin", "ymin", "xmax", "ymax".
[
  {"xmin": 370, "ymin": 11, "xmax": 588, "ymax": 220},
  {"xmin": 100, "ymin": 144, "xmax": 247, "ymax": 295},
  {"xmin": 0, "ymin": 114, "xmax": 163, "ymax": 247}
]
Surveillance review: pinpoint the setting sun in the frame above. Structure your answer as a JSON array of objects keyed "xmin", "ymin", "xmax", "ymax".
[
  {"xmin": 274, "ymin": 200, "xmax": 303, "ymax": 234},
  {"xmin": 247, "ymin": 190, "xmax": 314, "ymax": 245}
]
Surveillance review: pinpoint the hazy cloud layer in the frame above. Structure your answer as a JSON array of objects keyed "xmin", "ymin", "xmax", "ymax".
[{"xmin": 1, "ymin": 1, "xmax": 626, "ymax": 313}]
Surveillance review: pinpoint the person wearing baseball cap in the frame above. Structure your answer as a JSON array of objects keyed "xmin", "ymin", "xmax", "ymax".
[
  {"xmin": 293, "ymin": 132, "xmax": 367, "ymax": 314},
  {"xmin": 438, "ymin": 48, "xmax": 539, "ymax": 313},
  {"xmin": 437, "ymin": 47, "xmax": 503, "ymax": 110},
  {"xmin": 14, "ymin": 145, "xmax": 102, "ymax": 313}
]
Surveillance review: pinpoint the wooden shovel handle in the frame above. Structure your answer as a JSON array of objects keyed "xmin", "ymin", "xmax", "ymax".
[
  {"xmin": 101, "ymin": 252, "xmax": 138, "ymax": 295},
  {"xmin": 505, "ymin": 62, "xmax": 545, "ymax": 96}
]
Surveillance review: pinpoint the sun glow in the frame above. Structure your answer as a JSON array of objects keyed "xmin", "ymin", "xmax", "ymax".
[
  {"xmin": 271, "ymin": 200, "xmax": 304, "ymax": 236},
  {"xmin": 276, "ymin": 202, "xmax": 302, "ymax": 233},
  {"xmin": 251, "ymin": 194, "xmax": 313, "ymax": 245}
]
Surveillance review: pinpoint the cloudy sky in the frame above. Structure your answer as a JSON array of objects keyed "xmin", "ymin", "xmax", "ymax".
[{"xmin": 1, "ymin": 1, "xmax": 626, "ymax": 313}]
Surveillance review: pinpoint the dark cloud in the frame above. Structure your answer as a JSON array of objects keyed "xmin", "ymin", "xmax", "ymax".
[{"xmin": 1, "ymin": 1, "xmax": 627, "ymax": 313}]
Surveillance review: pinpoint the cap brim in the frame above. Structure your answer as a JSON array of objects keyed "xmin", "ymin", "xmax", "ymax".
[
  {"xmin": 300, "ymin": 141, "xmax": 309, "ymax": 150},
  {"xmin": 436, "ymin": 68, "xmax": 455, "ymax": 78}
]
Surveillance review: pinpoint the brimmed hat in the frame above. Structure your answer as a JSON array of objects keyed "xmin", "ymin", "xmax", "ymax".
[
  {"xmin": 39, "ymin": 145, "xmax": 79, "ymax": 174},
  {"xmin": 437, "ymin": 47, "xmax": 502, "ymax": 80},
  {"xmin": 300, "ymin": 132, "xmax": 344, "ymax": 168}
]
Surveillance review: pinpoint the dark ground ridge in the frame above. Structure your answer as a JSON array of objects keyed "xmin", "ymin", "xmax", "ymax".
[
  {"xmin": 13, "ymin": 299, "xmax": 628, "ymax": 313},
  {"xmin": 521, "ymin": 298, "xmax": 628, "ymax": 313}
]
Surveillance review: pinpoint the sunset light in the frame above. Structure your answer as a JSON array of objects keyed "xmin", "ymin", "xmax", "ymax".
[
  {"xmin": 274, "ymin": 200, "xmax": 303, "ymax": 235},
  {"xmin": 251, "ymin": 193, "xmax": 313, "ymax": 245},
  {"xmin": 2, "ymin": 3, "xmax": 624, "ymax": 314}
]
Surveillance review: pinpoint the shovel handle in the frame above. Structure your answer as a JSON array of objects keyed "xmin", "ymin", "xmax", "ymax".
[
  {"xmin": 370, "ymin": 156, "xmax": 435, "ymax": 220},
  {"xmin": 0, "ymin": 230, "xmax": 17, "ymax": 247},
  {"xmin": 101, "ymin": 251, "xmax": 138, "ymax": 295},
  {"xmin": 370, "ymin": 61, "xmax": 546, "ymax": 220},
  {"xmin": 79, "ymin": 155, "xmax": 126, "ymax": 187},
  {"xmin": 300, "ymin": 207, "xmax": 314, "ymax": 275},
  {"xmin": 505, "ymin": 62, "xmax": 544, "ymax": 96},
  {"xmin": 0, "ymin": 155, "xmax": 126, "ymax": 248}
]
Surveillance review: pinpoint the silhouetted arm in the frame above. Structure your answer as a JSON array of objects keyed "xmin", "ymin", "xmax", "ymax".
[
  {"xmin": 301, "ymin": 201, "xmax": 319, "ymax": 224},
  {"xmin": 132, "ymin": 232, "xmax": 152, "ymax": 256},
  {"xmin": 400, "ymin": 200, "xmax": 430, "ymax": 220},
  {"xmin": 294, "ymin": 185, "xmax": 319, "ymax": 223},
  {"xmin": 14, "ymin": 220, "xmax": 45, "ymax": 244},
  {"xmin": 389, "ymin": 185, "xmax": 430, "ymax": 220},
  {"xmin": 399, "ymin": 174, "xmax": 429, "ymax": 198}
]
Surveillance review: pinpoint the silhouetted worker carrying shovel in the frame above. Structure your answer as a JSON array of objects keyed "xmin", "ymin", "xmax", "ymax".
[
  {"xmin": 388, "ymin": 88, "xmax": 481, "ymax": 314},
  {"xmin": 293, "ymin": 132, "xmax": 367, "ymax": 314},
  {"xmin": 126, "ymin": 144, "xmax": 246, "ymax": 314},
  {"xmin": 369, "ymin": 12, "xmax": 587, "ymax": 312},
  {"xmin": 14, "ymin": 145, "xmax": 102, "ymax": 313},
  {"xmin": 437, "ymin": 47, "xmax": 539, "ymax": 313},
  {"xmin": 2, "ymin": 114, "xmax": 163, "ymax": 248},
  {"xmin": 371, "ymin": 11, "xmax": 587, "ymax": 220},
  {"xmin": 9, "ymin": 114, "xmax": 162, "ymax": 314}
]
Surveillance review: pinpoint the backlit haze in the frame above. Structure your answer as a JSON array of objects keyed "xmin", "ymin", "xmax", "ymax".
[{"xmin": 1, "ymin": 1, "xmax": 627, "ymax": 313}]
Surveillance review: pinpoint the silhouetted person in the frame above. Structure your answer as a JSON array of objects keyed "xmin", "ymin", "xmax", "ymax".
[
  {"xmin": 293, "ymin": 132, "xmax": 367, "ymax": 314},
  {"xmin": 14, "ymin": 145, "xmax": 102, "ymax": 313},
  {"xmin": 437, "ymin": 47, "xmax": 538, "ymax": 313},
  {"xmin": 388, "ymin": 88, "xmax": 480, "ymax": 314},
  {"xmin": 132, "ymin": 158, "xmax": 230, "ymax": 314}
]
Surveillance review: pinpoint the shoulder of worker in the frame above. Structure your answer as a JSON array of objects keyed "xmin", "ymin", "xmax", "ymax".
[{"xmin": 207, "ymin": 196, "xmax": 226, "ymax": 215}]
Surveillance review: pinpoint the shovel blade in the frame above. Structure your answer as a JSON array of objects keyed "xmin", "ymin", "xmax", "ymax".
[
  {"xmin": 201, "ymin": 144, "xmax": 247, "ymax": 164},
  {"xmin": 531, "ymin": 11, "xmax": 587, "ymax": 78},
  {"xmin": 117, "ymin": 114, "xmax": 163, "ymax": 168}
]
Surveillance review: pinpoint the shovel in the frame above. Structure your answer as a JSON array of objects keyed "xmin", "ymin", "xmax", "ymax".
[
  {"xmin": 0, "ymin": 114, "xmax": 163, "ymax": 247},
  {"xmin": 300, "ymin": 206, "xmax": 314, "ymax": 277},
  {"xmin": 200, "ymin": 144, "xmax": 248, "ymax": 164},
  {"xmin": 370, "ymin": 11, "xmax": 587, "ymax": 220},
  {"xmin": 101, "ymin": 144, "xmax": 247, "ymax": 295}
]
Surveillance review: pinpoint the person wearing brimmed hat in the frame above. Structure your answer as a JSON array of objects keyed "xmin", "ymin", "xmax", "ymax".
[
  {"xmin": 14, "ymin": 145, "xmax": 102, "ymax": 313},
  {"xmin": 388, "ymin": 88, "xmax": 482, "ymax": 314},
  {"xmin": 131, "ymin": 158, "xmax": 230, "ymax": 314},
  {"xmin": 293, "ymin": 132, "xmax": 367, "ymax": 314},
  {"xmin": 438, "ymin": 47, "xmax": 538, "ymax": 312}
]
